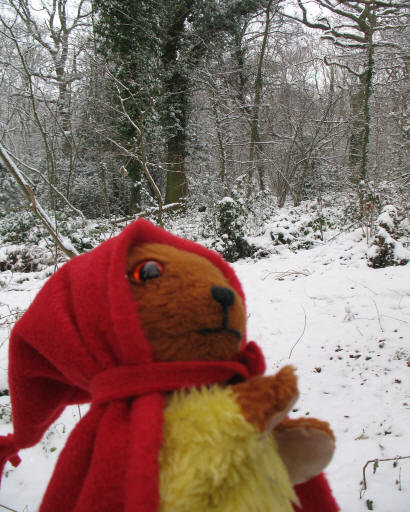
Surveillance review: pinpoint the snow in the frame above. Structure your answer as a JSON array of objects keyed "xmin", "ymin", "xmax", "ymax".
[
  {"xmin": 220, "ymin": 196, "xmax": 236, "ymax": 204},
  {"xmin": 235, "ymin": 232, "xmax": 409, "ymax": 511},
  {"xmin": 1, "ymin": 230, "xmax": 409, "ymax": 511},
  {"xmin": 393, "ymin": 240, "xmax": 410, "ymax": 263},
  {"xmin": 378, "ymin": 212, "xmax": 395, "ymax": 231}
]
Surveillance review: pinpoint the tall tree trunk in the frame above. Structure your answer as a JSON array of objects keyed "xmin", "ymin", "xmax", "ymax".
[
  {"xmin": 247, "ymin": 0, "xmax": 273, "ymax": 198},
  {"xmin": 348, "ymin": 84, "xmax": 365, "ymax": 184},
  {"xmin": 163, "ymin": 68, "xmax": 189, "ymax": 205},
  {"xmin": 360, "ymin": 8, "xmax": 375, "ymax": 185},
  {"xmin": 127, "ymin": 159, "xmax": 142, "ymax": 214},
  {"xmin": 162, "ymin": 1, "xmax": 192, "ymax": 205},
  {"xmin": 212, "ymin": 102, "xmax": 228, "ymax": 195},
  {"xmin": 347, "ymin": 4, "xmax": 375, "ymax": 188},
  {"xmin": 165, "ymin": 139, "xmax": 188, "ymax": 204}
]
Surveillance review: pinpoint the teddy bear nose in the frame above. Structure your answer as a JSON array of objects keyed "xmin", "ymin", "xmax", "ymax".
[{"xmin": 211, "ymin": 286, "xmax": 235, "ymax": 307}]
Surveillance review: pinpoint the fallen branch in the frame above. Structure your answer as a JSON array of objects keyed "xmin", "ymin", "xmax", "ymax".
[
  {"xmin": 0, "ymin": 504, "xmax": 19, "ymax": 512},
  {"xmin": 111, "ymin": 203, "xmax": 182, "ymax": 225},
  {"xmin": 6, "ymin": 150, "xmax": 85, "ymax": 220},
  {"xmin": 360, "ymin": 455, "xmax": 410, "ymax": 499},
  {"xmin": 0, "ymin": 142, "xmax": 78, "ymax": 259}
]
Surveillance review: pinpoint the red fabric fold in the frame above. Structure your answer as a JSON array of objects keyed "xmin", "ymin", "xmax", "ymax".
[
  {"xmin": 295, "ymin": 473, "xmax": 340, "ymax": 511},
  {"xmin": 125, "ymin": 394, "xmax": 165, "ymax": 512},
  {"xmin": 0, "ymin": 219, "xmax": 338, "ymax": 511},
  {"xmin": 90, "ymin": 358, "xmax": 256, "ymax": 404},
  {"xmin": 0, "ymin": 434, "xmax": 21, "ymax": 481},
  {"xmin": 235, "ymin": 340, "xmax": 266, "ymax": 375}
]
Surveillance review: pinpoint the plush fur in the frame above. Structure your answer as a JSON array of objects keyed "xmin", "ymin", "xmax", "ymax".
[
  {"xmin": 159, "ymin": 386, "xmax": 298, "ymax": 512},
  {"xmin": 232, "ymin": 367, "xmax": 298, "ymax": 432},
  {"xmin": 127, "ymin": 243, "xmax": 245, "ymax": 362}
]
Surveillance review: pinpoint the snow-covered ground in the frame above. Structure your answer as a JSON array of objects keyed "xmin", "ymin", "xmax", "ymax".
[{"xmin": 0, "ymin": 228, "xmax": 409, "ymax": 511}]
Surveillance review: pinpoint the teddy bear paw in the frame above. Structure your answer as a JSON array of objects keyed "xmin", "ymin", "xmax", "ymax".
[{"xmin": 232, "ymin": 365, "xmax": 298, "ymax": 432}]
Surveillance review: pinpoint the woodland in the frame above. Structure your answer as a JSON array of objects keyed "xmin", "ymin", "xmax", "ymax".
[
  {"xmin": 0, "ymin": 3, "xmax": 409, "ymax": 511},
  {"xmin": 0, "ymin": 0, "xmax": 408, "ymax": 264}
]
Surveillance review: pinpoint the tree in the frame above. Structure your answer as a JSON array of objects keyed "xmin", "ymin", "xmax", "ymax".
[
  {"xmin": 0, "ymin": 0, "xmax": 92, "ymax": 210},
  {"xmin": 93, "ymin": 0, "xmax": 268, "ymax": 206},
  {"xmin": 247, "ymin": 0, "xmax": 278, "ymax": 197},
  {"xmin": 92, "ymin": 0, "xmax": 161, "ymax": 212},
  {"xmin": 283, "ymin": 0, "xmax": 408, "ymax": 198}
]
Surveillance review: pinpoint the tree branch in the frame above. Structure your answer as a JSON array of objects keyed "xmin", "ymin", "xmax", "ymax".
[{"xmin": 0, "ymin": 142, "xmax": 79, "ymax": 259}]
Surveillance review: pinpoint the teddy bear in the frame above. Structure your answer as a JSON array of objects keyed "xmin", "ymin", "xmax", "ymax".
[{"xmin": 0, "ymin": 219, "xmax": 338, "ymax": 512}]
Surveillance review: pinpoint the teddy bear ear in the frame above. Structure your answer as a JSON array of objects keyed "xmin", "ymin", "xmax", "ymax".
[{"xmin": 274, "ymin": 420, "xmax": 335, "ymax": 485}]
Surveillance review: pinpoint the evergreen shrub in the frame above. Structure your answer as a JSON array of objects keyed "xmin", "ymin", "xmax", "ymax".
[
  {"xmin": 0, "ymin": 245, "xmax": 51, "ymax": 273},
  {"xmin": 367, "ymin": 205, "xmax": 409, "ymax": 268},
  {"xmin": 212, "ymin": 197, "xmax": 256, "ymax": 262},
  {"xmin": 269, "ymin": 202, "xmax": 331, "ymax": 251},
  {"xmin": 0, "ymin": 210, "xmax": 44, "ymax": 244},
  {"xmin": 0, "ymin": 210, "xmax": 112, "ymax": 256}
]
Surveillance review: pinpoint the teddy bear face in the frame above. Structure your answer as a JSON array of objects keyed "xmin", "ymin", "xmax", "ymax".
[{"xmin": 127, "ymin": 243, "xmax": 246, "ymax": 362}]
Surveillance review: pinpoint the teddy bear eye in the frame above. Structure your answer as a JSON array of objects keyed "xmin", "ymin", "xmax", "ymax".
[{"xmin": 130, "ymin": 260, "xmax": 163, "ymax": 284}]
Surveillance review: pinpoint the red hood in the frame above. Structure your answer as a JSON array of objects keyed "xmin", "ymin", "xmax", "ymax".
[
  {"xmin": 0, "ymin": 219, "xmax": 264, "ymax": 512},
  {"xmin": 13, "ymin": 219, "xmax": 250, "ymax": 387}
]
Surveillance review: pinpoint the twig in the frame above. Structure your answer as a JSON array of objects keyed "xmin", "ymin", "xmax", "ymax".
[
  {"xmin": 262, "ymin": 269, "xmax": 311, "ymax": 281},
  {"xmin": 326, "ymin": 222, "xmax": 358, "ymax": 243},
  {"xmin": 349, "ymin": 279, "xmax": 378, "ymax": 295},
  {"xmin": 382, "ymin": 315, "xmax": 408, "ymax": 324},
  {"xmin": 0, "ymin": 504, "xmax": 20, "ymax": 512},
  {"xmin": 371, "ymin": 298, "xmax": 384, "ymax": 333},
  {"xmin": 360, "ymin": 456, "xmax": 410, "ymax": 498},
  {"xmin": 288, "ymin": 306, "xmax": 307, "ymax": 358}
]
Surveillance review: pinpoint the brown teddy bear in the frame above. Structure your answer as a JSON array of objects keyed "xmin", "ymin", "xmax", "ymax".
[
  {"xmin": 0, "ymin": 219, "xmax": 338, "ymax": 512},
  {"xmin": 128, "ymin": 241, "xmax": 337, "ymax": 512}
]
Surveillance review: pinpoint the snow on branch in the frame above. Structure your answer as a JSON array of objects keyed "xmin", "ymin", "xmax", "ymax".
[{"xmin": 0, "ymin": 142, "xmax": 79, "ymax": 259}]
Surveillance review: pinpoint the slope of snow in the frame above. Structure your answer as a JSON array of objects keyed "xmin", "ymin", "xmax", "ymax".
[
  {"xmin": 235, "ymin": 230, "xmax": 410, "ymax": 511},
  {"xmin": 0, "ymin": 229, "xmax": 409, "ymax": 511}
]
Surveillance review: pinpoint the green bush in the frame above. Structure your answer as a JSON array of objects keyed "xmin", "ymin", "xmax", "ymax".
[
  {"xmin": 367, "ymin": 205, "xmax": 409, "ymax": 268},
  {"xmin": 212, "ymin": 197, "xmax": 256, "ymax": 262}
]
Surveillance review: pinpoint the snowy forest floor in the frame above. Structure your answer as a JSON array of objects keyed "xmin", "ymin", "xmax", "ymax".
[{"xmin": 0, "ymin": 220, "xmax": 409, "ymax": 511}]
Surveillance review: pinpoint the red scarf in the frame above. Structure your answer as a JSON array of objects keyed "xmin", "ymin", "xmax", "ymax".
[{"xmin": 0, "ymin": 219, "xmax": 338, "ymax": 511}]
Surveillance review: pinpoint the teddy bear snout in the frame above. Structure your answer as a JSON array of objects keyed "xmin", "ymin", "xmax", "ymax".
[{"xmin": 211, "ymin": 286, "xmax": 235, "ymax": 307}]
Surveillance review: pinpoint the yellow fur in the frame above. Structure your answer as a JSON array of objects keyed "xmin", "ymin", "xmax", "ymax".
[{"xmin": 159, "ymin": 386, "xmax": 299, "ymax": 512}]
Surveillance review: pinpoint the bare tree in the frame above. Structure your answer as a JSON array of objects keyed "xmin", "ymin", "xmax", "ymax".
[
  {"xmin": 283, "ymin": 0, "xmax": 408, "ymax": 195},
  {"xmin": 247, "ymin": 0, "xmax": 279, "ymax": 197},
  {"xmin": 5, "ymin": 0, "xmax": 91, "ymax": 146},
  {"xmin": 0, "ymin": 0, "xmax": 92, "ymax": 207}
]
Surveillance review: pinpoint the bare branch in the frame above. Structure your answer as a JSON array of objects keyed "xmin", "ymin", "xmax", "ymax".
[
  {"xmin": 0, "ymin": 142, "xmax": 79, "ymax": 259},
  {"xmin": 6, "ymin": 150, "xmax": 86, "ymax": 220}
]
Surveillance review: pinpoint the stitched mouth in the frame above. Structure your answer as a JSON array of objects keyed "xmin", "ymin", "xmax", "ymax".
[
  {"xmin": 198, "ymin": 303, "xmax": 242, "ymax": 340},
  {"xmin": 197, "ymin": 326, "xmax": 242, "ymax": 340}
]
